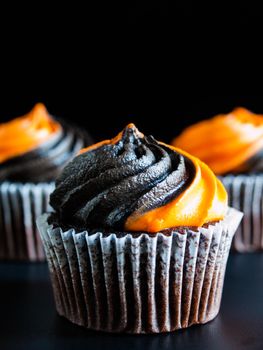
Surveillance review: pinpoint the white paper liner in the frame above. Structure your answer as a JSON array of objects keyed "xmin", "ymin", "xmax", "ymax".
[
  {"xmin": 221, "ymin": 174, "xmax": 263, "ymax": 252},
  {"xmin": 37, "ymin": 208, "xmax": 242, "ymax": 333},
  {"xmin": 0, "ymin": 182, "xmax": 54, "ymax": 261}
]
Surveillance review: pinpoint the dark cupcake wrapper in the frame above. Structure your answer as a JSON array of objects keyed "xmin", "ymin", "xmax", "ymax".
[
  {"xmin": 221, "ymin": 174, "xmax": 263, "ymax": 252},
  {"xmin": 37, "ymin": 208, "xmax": 242, "ymax": 333},
  {"xmin": 0, "ymin": 182, "xmax": 54, "ymax": 261}
]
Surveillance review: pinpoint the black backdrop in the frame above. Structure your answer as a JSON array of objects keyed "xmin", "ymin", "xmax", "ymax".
[{"xmin": 0, "ymin": 2, "xmax": 262, "ymax": 144}]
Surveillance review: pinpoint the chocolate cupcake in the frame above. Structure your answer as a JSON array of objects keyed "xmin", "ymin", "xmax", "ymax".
[
  {"xmin": 37, "ymin": 124, "xmax": 242, "ymax": 333},
  {"xmin": 0, "ymin": 103, "xmax": 93, "ymax": 261},
  {"xmin": 173, "ymin": 107, "xmax": 263, "ymax": 252}
]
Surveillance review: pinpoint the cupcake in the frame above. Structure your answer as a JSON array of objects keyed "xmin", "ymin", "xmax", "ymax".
[
  {"xmin": 0, "ymin": 103, "xmax": 93, "ymax": 261},
  {"xmin": 172, "ymin": 107, "xmax": 263, "ymax": 252},
  {"xmin": 37, "ymin": 123, "xmax": 242, "ymax": 333}
]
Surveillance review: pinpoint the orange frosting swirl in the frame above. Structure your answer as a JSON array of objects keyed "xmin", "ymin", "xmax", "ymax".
[
  {"xmin": 50, "ymin": 123, "xmax": 227, "ymax": 233},
  {"xmin": 172, "ymin": 107, "xmax": 263, "ymax": 175},
  {"xmin": 0, "ymin": 103, "xmax": 61, "ymax": 163},
  {"xmin": 125, "ymin": 145, "xmax": 227, "ymax": 232}
]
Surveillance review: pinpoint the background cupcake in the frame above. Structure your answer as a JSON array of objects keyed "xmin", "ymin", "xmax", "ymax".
[
  {"xmin": 37, "ymin": 124, "xmax": 242, "ymax": 333},
  {"xmin": 0, "ymin": 103, "xmax": 93, "ymax": 261},
  {"xmin": 172, "ymin": 107, "xmax": 263, "ymax": 252}
]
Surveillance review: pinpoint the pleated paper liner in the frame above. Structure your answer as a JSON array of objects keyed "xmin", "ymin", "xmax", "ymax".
[
  {"xmin": 0, "ymin": 182, "xmax": 54, "ymax": 261},
  {"xmin": 221, "ymin": 174, "xmax": 263, "ymax": 252},
  {"xmin": 37, "ymin": 208, "xmax": 242, "ymax": 333}
]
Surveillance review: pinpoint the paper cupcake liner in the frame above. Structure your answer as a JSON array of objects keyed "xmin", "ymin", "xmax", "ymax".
[
  {"xmin": 221, "ymin": 174, "xmax": 263, "ymax": 252},
  {"xmin": 37, "ymin": 208, "xmax": 242, "ymax": 333},
  {"xmin": 0, "ymin": 182, "xmax": 54, "ymax": 261}
]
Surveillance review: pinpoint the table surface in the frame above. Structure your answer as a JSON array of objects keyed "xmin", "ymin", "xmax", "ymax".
[{"xmin": 0, "ymin": 254, "xmax": 263, "ymax": 350}]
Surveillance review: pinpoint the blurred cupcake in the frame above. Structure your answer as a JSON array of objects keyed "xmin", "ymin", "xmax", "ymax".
[
  {"xmin": 173, "ymin": 107, "xmax": 263, "ymax": 252},
  {"xmin": 0, "ymin": 103, "xmax": 93, "ymax": 261},
  {"xmin": 37, "ymin": 123, "xmax": 242, "ymax": 333}
]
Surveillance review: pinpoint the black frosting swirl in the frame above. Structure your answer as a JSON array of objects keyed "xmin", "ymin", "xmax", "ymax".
[
  {"xmin": 49, "ymin": 124, "xmax": 196, "ymax": 232},
  {"xmin": 0, "ymin": 121, "xmax": 93, "ymax": 182}
]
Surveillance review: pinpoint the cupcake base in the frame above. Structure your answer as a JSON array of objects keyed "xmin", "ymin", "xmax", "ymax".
[
  {"xmin": 0, "ymin": 182, "xmax": 54, "ymax": 261},
  {"xmin": 221, "ymin": 174, "xmax": 263, "ymax": 252},
  {"xmin": 37, "ymin": 208, "xmax": 242, "ymax": 333}
]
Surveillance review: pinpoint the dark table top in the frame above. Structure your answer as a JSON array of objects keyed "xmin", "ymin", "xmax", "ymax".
[{"xmin": 0, "ymin": 254, "xmax": 263, "ymax": 350}]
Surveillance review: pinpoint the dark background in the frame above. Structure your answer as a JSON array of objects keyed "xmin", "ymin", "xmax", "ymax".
[{"xmin": 0, "ymin": 2, "xmax": 262, "ymax": 143}]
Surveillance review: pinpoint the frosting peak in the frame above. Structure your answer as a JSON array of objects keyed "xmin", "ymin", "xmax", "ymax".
[
  {"xmin": 50, "ymin": 124, "xmax": 227, "ymax": 232},
  {"xmin": 0, "ymin": 103, "xmax": 61, "ymax": 163},
  {"xmin": 173, "ymin": 107, "xmax": 263, "ymax": 175},
  {"xmin": 0, "ymin": 104, "xmax": 92, "ymax": 182}
]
